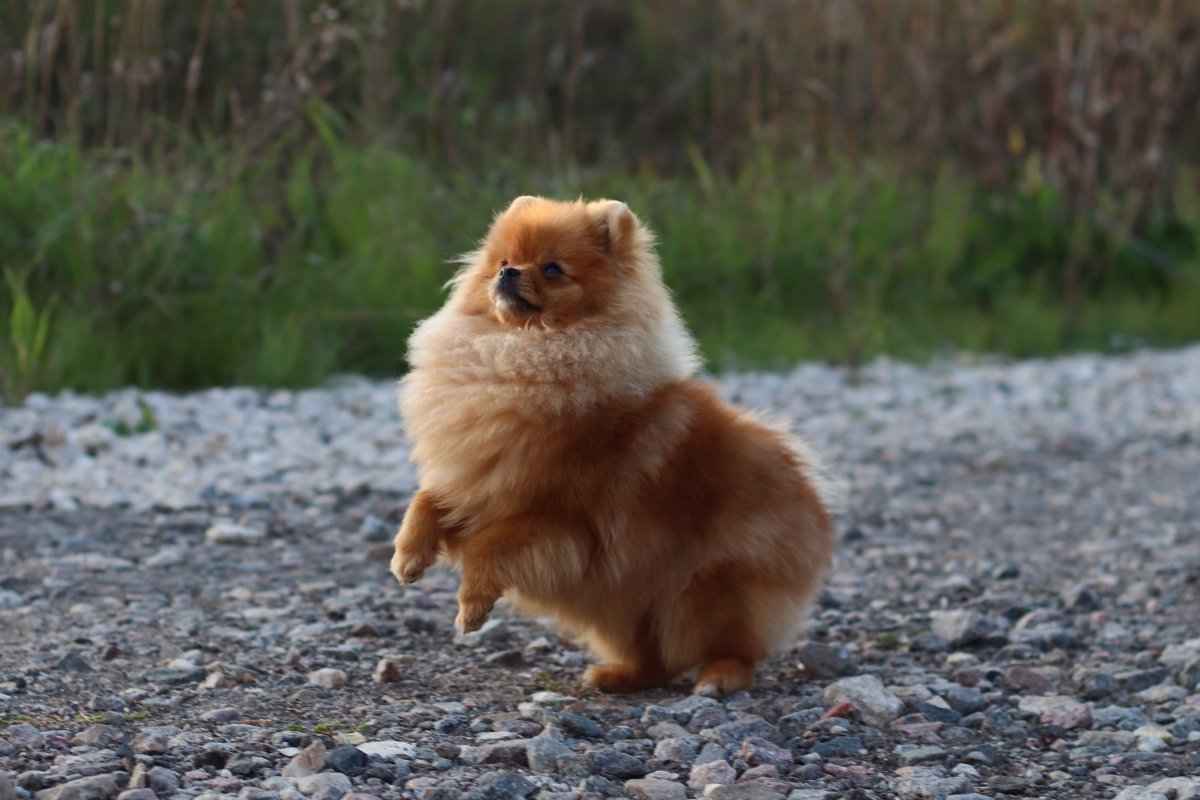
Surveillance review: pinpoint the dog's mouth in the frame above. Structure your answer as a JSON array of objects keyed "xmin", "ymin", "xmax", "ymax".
[{"xmin": 495, "ymin": 282, "xmax": 542, "ymax": 314}]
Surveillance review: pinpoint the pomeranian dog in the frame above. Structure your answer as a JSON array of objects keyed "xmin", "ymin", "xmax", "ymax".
[{"xmin": 391, "ymin": 196, "xmax": 836, "ymax": 695}]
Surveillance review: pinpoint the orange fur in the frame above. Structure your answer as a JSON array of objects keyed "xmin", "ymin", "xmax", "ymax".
[{"xmin": 391, "ymin": 196, "xmax": 837, "ymax": 694}]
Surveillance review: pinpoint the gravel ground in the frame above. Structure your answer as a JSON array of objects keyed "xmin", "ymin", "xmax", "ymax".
[{"xmin": 2, "ymin": 346, "xmax": 1199, "ymax": 800}]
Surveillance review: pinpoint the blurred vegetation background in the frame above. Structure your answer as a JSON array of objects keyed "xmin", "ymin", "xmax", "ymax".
[{"xmin": 2, "ymin": 0, "xmax": 1199, "ymax": 399}]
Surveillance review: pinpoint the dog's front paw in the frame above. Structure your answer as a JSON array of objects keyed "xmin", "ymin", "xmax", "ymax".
[
  {"xmin": 455, "ymin": 597, "xmax": 494, "ymax": 633},
  {"xmin": 390, "ymin": 544, "xmax": 436, "ymax": 585}
]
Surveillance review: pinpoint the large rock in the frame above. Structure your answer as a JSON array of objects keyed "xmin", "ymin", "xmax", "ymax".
[
  {"xmin": 586, "ymin": 750, "xmax": 648, "ymax": 779},
  {"xmin": 1017, "ymin": 696, "xmax": 1093, "ymax": 730},
  {"xmin": 821, "ymin": 675, "xmax": 904, "ymax": 726},
  {"xmin": 705, "ymin": 783, "xmax": 785, "ymax": 800},
  {"xmin": 1115, "ymin": 778, "xmax": 1200, "ymax": 800},
  {"xmin": 796, "ymin": 641, "xmax": 858, "ymax": 678},
  {"xmin": 475, "ymin": 772, "xmax": 535, "ymax": 800},
  {"xmin": 688, "ymin": 760, "xmax": 736, "ymax": 790},
  {"xmin": 296, "ymin": 772, "xmax": 351, "ymax": 800},
  {"xmin": 929, "ymin": 610, "xmax": 994, "ymax": 648},
  {"xmin": 35, "ymin": 774, "xmax": 124, "ymax": 800},
  {"xmin": 282, "ymin": 740, "xmax": 327, "ymax": 778},
  {"xmin": 307, "ymin": 668, "xmax": 348, "ymax": 689},
  {"xmin": 623, "ymin": 778, "xmax": 686, "ymax": 800}
]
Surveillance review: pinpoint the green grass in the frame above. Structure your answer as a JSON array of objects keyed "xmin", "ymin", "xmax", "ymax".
[{"xmin": 1, "ymin": 120, "xmax": 1198, "ymax": 401}]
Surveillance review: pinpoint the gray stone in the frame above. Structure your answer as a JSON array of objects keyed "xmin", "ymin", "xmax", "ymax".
[
  {"xmin": 131, "ymin": 727, "xmax": 180, "ymax": 755},
  {"xmin": 1003, "ymin": 665, "xmax": 1059, "ymax": 694},
  {"xmin": 777, "ymin": 709, "xmax": 822, "ymax": 737},
  {"xmin": 647, "ymin": 721, "xmax": 690, "ymax": 740},
  {"xmin": 688, "ymin": 706, "xmax": 730, "ymax": 733},
  {"xmin": 325, "ymin": 745, "xmax": 368, "ymax": 775},
  {"xmin": 307, "ymin": 668, "xmax": 348, "ymax": 689},
  {"xmin": 200, "ymin": 707, "xmax": 241, "ymax": 723},
  {"xmin": 929, "ymin": 611, "xmax": 993, "ymax": 648},
  {"xmin": 669, "ymin": 695, "xmax": 719, "ymax": 717},
  {"xmin": 1, "ymin": 773, "xmax": 16, "ymax": 800},
  {"xmin": 1016, "ymin": 625, "xmax": 1080, "ymax": 651},
  {"xmin": 941, "ymin": 686, "xmax": 988, "ymax": 716},
  {"xmin": 295, "ymin": 773, "xmax": 351, "ymax": 800},
  {"xmin": 1092, "ymin": 705, "xmax": 1149, "ymax": 730},
  {"xmin": 475, "ymin": 773, "xmax": 534, "ymax": 800},
  {"xmin": 898, "ymin": 746, "xmax": 947, "ymax": 766},
  {"xmin": 914, "ymin": 702, "xmax": 961, "ymax": 725},
  {"xmin": 1176, "ymin": 657, "xmax": 1200, "ymax": 691},
  {"xmin": 556, "ymin": 712, "xmax": 603, "ymax": 739},
  {"xmin": 622, "ymin": 778, "xmax": 685, "ymax": 800},
  {"xmin": 737, "ymin": 738, "xmax": 793, "ymax": 772},
  {"xmin": 1017, "ymin": 695, "xmax": 1092, "ymax": 730},
  {"xmin": 476, "ymin": 740, "xmax": 532, "ymax": 767},
  {"xmin": 54, "ymin": 652, "xmax": 93, "ymax": 673},
  {"xmin": 456, "ymin": 618, "xmax": 509, "ymax": 646},
  {"xmin": 145, "ymin": 767, "xmax": 179, "ymax": 795},
  {"xmin": 891, "ymin": 767, "xmax": 971, "ymax": 800},
  {"xmin": 358, "ymin": 514, "xmax": 389, "ymax": 541},
  {"xmin": 282, "ymin": 740, "xmax": 327, "ymax": 778},
  {"xmin": 652, "ymin": 735, "xmax": 700, "ymax": 764},
  {"xmin": 1059, "ymin": 582, "xmax": 1101, "ymax": 611},
  {"xmin": 525, "ymin": 737, "xmax": 570, "ymax": 772},
  {"xmin": 1115, "ymin": 778, "xmax": 1200, "ymax": 800},
  {"xmin": 356, "ymin": 741, "xmax": 415, "ymax": 760},
  {"xmin": 796, "ymin": 641, "xmax": 858, "ymax": 678},
  {"xmin": 689, "ymin": 760, "xmax": 736, "ymax": 790},
  {"xmin": 1114, "ymin": 668, "xmax": 1171, "ymax": 692},
  {"xmin": 586, "ymin": 750, "xmax": 647, "ymax": 779},
  {"xmin": 71, "ymin": 725, "xmax": 126, "ymax": 748},
  {"xmin": 143, "ymin": 667, "xmax": 206, "ymax": 686},
  {"xmin": 6, "ymin": 724, "xmax": 45, "ymax": 748},
  {"xmin": 706, "ymin": 783, "xmax": 786, "ymax": 800},
  {"xmin": 205, "ymin": 522, "xmax": 265, "ymax": 545},
  {"xmin": 116, "ymin": 792, "xmax": 156, "ymax": 800},
  {"xmin": 708, "ymin": 716, "xmax": 784, "ymax": 746},
  {"xmin": 642, "ymin": 705, "xmax": 682, "ymax": 725},
  {"xmin": 694, "ymin": 742, "xmax": 729, "ymax": 765},
  {"xmin": 813, "ymin": 736, "xmax": 866, "ymax": 758},
  {"xmin": 821, "ymin": 675, "xmax": 903, "ymax": 726},
  {"xmin": 227, "ymin": 756, "xmax": 257, "ymax": 777},
  {"xmin": 35, "ymin": 775, "xmax": 123, "ymax": 800}
]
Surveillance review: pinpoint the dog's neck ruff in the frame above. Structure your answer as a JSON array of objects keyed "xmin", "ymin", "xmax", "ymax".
[{"xmin": 402, "ymin": 306, "xmax": 700, "ymax": 417}]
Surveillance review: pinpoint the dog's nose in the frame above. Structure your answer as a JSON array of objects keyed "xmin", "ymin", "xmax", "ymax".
[{"xmin": 499, "ymin": 266, "xmax": 521, "ymax": 281}]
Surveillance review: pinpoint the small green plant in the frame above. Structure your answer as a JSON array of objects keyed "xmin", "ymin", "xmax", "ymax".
[
  {"xmin": 0, "ymin": 714, "xmax": 33, "ymax": 726},
  {"xmin": 2, "ymin": 267, "xmax": 54, "ymax": 402},
  {"xmin": 75, "ymin": 713, "xmax": 108, "ymax": 724},
  {"xmin": 111, "ymin": 401, "xmax": 159, "ymax": 436},
  {"xmin": 126, "ymin": 711, "xmax": 151, "ymax": 721},
  {"xmin": 313, "ymin": 720, "xmax": 342, "ymax": 734},
  {"xmin": 874, "ymin": 632, "xmax": 902, "ymax": 651}
]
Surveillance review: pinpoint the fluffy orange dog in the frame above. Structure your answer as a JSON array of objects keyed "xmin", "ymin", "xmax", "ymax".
[{"xmin": 391, "ymin": 196, "xmax": 836, "ymax": 695}]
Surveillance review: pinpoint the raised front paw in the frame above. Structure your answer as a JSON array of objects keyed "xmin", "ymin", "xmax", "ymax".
[
  {"xmin": 390, "ymin": 542, "xmax": 437, "ymax": 585},
  {"xmin": 454, "ymin": 597, "xmax": 494, "ymax": 633}
]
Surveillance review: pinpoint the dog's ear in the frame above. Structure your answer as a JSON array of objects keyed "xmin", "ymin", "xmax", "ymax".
[
  {"xmin": 588, "ymin": 199, "xmax": 637, "ymax": 257},
  {"xmin": 505, "ymin": 195, "xmax": 541, "ymax": 214}
]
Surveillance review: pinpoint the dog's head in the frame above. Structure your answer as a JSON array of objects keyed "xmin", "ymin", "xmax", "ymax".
[{"xmin": 454, "ymin": 196, "xmax": 653, "ymax": 329}]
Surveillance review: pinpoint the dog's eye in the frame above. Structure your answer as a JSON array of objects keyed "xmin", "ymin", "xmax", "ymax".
[
  {"xmin": 542, "ymin": 262, "xmax": 563, "ymax": 277},
  {"xmin": 499, "ymin": 259, "xmax": 508, "ymax": 267}
]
